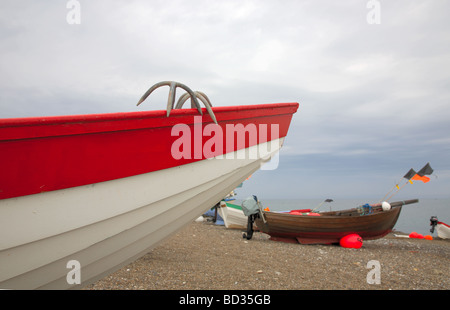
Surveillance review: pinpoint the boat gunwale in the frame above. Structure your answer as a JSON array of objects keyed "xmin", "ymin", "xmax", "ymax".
[
  {"xmin": 0, "ymin": 102, "xmax": 299, "ymax": 127},
  {"xmin": 263, "ymin": 206, "xmax": 399, "ymax": 220},
  {"xmin": 0, "ymin": 103, "xmax": 299, "ymax": 142}
]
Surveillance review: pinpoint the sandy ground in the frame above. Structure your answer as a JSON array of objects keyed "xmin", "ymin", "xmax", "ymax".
[{"xmin": 84, "ymin": 221, "xmax": 449, "ymax": 291}]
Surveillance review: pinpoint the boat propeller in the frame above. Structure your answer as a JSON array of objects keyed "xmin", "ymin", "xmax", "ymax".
[{"xmin": 136, "ymin": 81, "xmax": 218, "ymax": 124}]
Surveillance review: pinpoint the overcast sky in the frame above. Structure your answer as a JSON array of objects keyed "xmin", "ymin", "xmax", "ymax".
[{"xmin": 1, "ymin": 1, "xmax": 449, "ymax": 200}]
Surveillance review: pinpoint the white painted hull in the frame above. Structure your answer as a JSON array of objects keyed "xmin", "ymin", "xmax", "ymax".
[
  {"xmin": 0, "ymin": 139, "xmax": 283, "ymax": 289},
  {"xmin": 436, "ymin": 223, "xmax": 450, "ymax": 239},
  {"xmin": 218, "ymin": 205, "xmax": 248, "ymax": 230}
]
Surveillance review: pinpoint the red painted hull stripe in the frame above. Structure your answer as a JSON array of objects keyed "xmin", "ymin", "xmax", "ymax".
[
  {"xmin": 438, "ymin": 222, "xmax": 450, "ymax": 228},
  {"xmin": 0, "ymin": 103, "xmax": 299, "ymax": 199}
]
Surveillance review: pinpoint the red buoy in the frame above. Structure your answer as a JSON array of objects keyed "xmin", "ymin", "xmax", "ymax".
[
  {"xmin": 409, "ymin": 232, "xmax": 424, "ymax": 239},
  {"xmin": 340, "ymin": 234, "xmax": 363, "ymax": 249},
  {"xmin": 307, "ymin": 212, "xmax": 321, "ymax": 216},
  {"xmin": 289, "ymin": 211, "xmax": 303, "ymax": 215},
  {"xmin": 409, "ymin": 232, "xmax": 419, "ymax": 238}
]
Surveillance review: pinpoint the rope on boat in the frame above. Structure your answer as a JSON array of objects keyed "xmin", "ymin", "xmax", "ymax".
[
  {"xmin": 136, "ymin": 81, "xmax": 218, "ymax": 124},
  {"xmin": 357, "ymin": 203, "xmax": 373, "ymax": 216}
]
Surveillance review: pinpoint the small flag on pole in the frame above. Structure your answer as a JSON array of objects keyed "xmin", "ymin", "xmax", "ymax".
[
  {"xmin": 403, "ymin": 168, "xmax": 417, "ymax": 180},
  {"xmin": 383, "ymin": 163, "xmax": 433, "ymax": 201},
  {"xmin": 411, "ymin": 175, "xmax": 429, "ymax": 183},
  {"xmin": 411, "ymin": 163, "xmax": 433, "ymax": 183},
  {"xmin": 417, "ymin": 162, "xmax": 433, "ymax": 176}
]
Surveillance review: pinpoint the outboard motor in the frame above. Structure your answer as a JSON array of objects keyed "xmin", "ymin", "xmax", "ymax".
[
  {"xmin": 430, "ymin": 216, "xmax": 438, "ymax": 233},
  {"xmin": 241, "ymin": 195, "xmax": 261, "ymax": 240},
  {"xmin": 243, "ymin": 213, "xmax": 259, "ymax": 240}
]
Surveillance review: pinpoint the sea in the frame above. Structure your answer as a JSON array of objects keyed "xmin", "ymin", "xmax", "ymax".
[{"xmin": 232, "ymin": 197, "xmax": 450, "ymax": 237}]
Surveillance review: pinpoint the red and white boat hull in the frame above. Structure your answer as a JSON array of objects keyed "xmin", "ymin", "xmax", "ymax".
[
  {"xmin": 436, "ymin": 222, "xmax": 450, "ymax": 239},
  {"xmin": 0, "ymin": 103, "xmax": 298, "ymax": 289}
]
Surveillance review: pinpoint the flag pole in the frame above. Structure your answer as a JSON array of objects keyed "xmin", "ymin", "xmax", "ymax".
[
  {"xmin": 386, "ymin": 179, "xmax": 412, "ymax": 201},
  {"xmin": 311, "ymin": 199, "xmax": 333, "ymax": 212},
  {"xmin": 381, "ymin": 168, "xmax": 416, "ymax": 202},
  {"xmin": 379, "ymin": 180, "xmax": 403, "ymax": 202}
]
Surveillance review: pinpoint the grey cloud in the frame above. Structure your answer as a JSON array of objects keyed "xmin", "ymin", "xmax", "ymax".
[{"xmin": 1, "ymin": 0, "xmax": 449, "ymax": 198}]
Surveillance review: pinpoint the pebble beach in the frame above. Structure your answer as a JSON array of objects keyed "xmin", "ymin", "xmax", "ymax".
[{"xmin": 84, "ymin": 220, "xmax": 449, "ymax": 291}]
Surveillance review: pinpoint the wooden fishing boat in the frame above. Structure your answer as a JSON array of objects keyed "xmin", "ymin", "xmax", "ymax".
[
  {"xmin": 0, "ymin": 81, "xmax": 299, "ymax": 289},
  {"xmin": 430, "ymin": 216, "xmax": 450, "ymax": 239},
  {"xmin": 253, "ymin": 199, "xmax": 418, "ymax": 244}
]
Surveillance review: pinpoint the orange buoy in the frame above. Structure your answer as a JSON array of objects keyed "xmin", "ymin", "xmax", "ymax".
[
  {"xmin": 424, "ymin": 235, "xmax": 433, "ymax": 240},
  {"xmin": 340, "ymin": 234, "xmax": 363, "ymax": 249}
]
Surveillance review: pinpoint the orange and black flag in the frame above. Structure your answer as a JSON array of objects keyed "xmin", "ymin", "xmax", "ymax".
[
  {"xmin": 398, "ymin": 168, "xmax": 416, "ymax": 187},
  {"xmin": 403, "ymin": 168, "xmax": 417, "ymax": 180},
  {"xmin": 385, "ymin": 163, "xmax": 433, "ymax": 201},
  {"xmin": 411, "ymin": 163, "xmax": 433, "ymax": 183}
]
